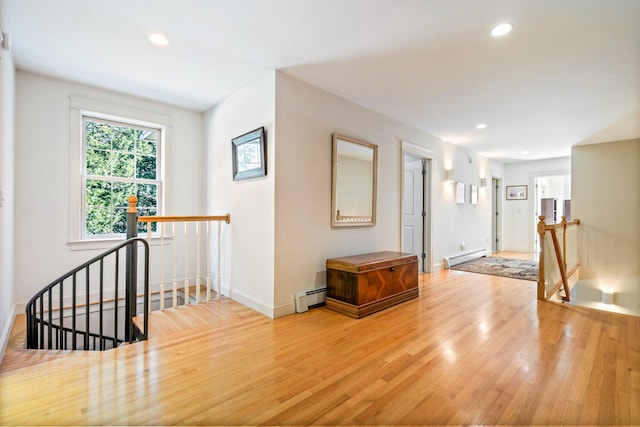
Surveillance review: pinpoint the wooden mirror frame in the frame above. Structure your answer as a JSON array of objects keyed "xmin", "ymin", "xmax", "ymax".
[{"xmin": 331, "ymin": 133, "xmax": 377, "ymax": 228}]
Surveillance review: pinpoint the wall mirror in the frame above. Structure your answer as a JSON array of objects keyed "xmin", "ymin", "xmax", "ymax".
[{"xmin": 331, "ymin": 133, "xmax": 377, "ymax": 227}]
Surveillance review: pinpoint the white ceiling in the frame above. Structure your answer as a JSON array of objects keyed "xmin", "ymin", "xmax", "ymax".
[{"xmin": 1, "ymin": 0, "xmax": 639, "ymax": 162}]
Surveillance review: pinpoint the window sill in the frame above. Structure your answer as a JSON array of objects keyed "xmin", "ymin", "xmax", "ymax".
[{"xmin": 67, "ymin": 236, "xmax": 170, "ymax": 251}]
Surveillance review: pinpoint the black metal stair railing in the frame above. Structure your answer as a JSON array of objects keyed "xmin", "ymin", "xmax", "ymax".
[{"xmin": 25, "ymin": 237, "xmax": 150, "ymax": 350}]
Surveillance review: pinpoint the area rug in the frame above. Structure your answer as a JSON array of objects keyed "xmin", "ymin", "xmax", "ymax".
[{"xmin": 451, "ymin": 256, "xmax": 538, "ymax": 281}]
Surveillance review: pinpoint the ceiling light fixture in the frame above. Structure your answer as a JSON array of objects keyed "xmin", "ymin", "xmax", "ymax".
[
  {"xmin": 521, "ymin": 150, "xmax": 529, "ymax": 155},
  {"xmin": 491, "ymin": 23, "xmax": 513, "ymax": 37},
  {"xmin": 149, "ymin": 33, "xmax": 169, "ymax": 46},
  {"xmin": 476, "ymin": 123, "xmax": 487, "ymax": 129}
]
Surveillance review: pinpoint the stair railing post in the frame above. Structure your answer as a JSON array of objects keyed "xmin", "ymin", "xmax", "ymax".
[{"xmin": 125, "ymin": 195, "xmax": 138, "ymax": 342}]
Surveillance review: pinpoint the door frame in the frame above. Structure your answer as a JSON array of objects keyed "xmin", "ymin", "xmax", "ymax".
[
  {"xmin": 530, "ymin": 169, "xmax": 571, "ymax": 252},
  {"xmin": 401, "ymin": 140, "xmax": 433, "ymax": 273},
  {"xmin": 491, "ymin": 176, "xmax": 503, "ymax": 253}
]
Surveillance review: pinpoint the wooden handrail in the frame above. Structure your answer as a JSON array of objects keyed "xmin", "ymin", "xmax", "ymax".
[
  {"xmin": 542, "ymin": 219, "xmax": 580, "ymax": 230},
  {"xmin": 127, "ymin": 196, "xmax": 231, "ymax": 223},
  {"xmin": 137, "ymin": 214, "xmax": 231, "ymax": 224},
  {"xmin": 537, "ymin": 215, "xmax": 580, "ymax": 302}
]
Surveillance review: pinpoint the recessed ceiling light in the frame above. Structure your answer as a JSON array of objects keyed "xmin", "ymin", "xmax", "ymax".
[
  {"xmin": 491, "ymin": 23, "xmax": 513, "ymax": 37},
  {"xmin": 149, "ymin": 33, "xmax": 169, "ymax": 46},
  {"xmin": 521, "ymin": 150, "xmax": 529, "ymax": 155},
  {"xmin": 476, "ymin": 123, "xmax": 487, "ymax": 129}
]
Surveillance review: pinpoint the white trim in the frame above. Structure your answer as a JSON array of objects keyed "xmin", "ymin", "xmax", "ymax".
[
  {"xmin": 69, "ymin": 96, "xmax": 174, "ymax": 127},
  {"xmin": 68, "ymin": 235, "xmax": 172, "ymax": 251},
  {"xmin": 529, "ymin": 168, "xmax": 571, "ymax": 252},
  {"xmin": 0, "ymin": 304, "xmax": 16, "ymax": 366},
  {"xmin": 223, "ymin": 286, "xmax": 275, "ymax": 319},
  {"xmin": 68, "ymin": 96, "xmax": 171, "ymax": 244},
  {"xmin": 273, "ymin": 301, "xmax": 296, "ymax": 318},
  {"xmin": 401, "ymin": 140, "xmax": 435, "ymax": 157},
  {"xmin": 400, "ymin": 140, "xmax": 435, "ymax": 273}
]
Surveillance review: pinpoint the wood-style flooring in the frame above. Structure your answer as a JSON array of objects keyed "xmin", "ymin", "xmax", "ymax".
[{"xmin": 1, "ymin": 264, "xmax": 638, "ymax": 425}]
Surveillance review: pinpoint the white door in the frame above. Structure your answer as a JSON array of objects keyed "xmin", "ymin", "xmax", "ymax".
[{"xmin": 402, "ymin": 155, "xmax": 426, "ymax": 271}]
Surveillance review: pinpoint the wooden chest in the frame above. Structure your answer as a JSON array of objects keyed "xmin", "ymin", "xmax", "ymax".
[{"xmin": 326, "ymin": 251, "xmax": 419, "ymax": 318}]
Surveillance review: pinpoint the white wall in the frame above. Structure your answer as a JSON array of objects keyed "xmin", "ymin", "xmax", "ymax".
[
  {"xmin": 271, "ymin": 72, "xmax": 499, "ymax": 315},
  {"xmin": 204, "ymin": 71, "xmax": 276, "ymax": 317},
  {"xmin": 11, "ymin": 67, "xmax": 501, "ymax": 324},
  {"xmin": 203, "ymin": 71, "xmax": 499, "ymax": 318},
  {"xmin": 572, "ymin": 139, "xmax": 639, "ymax": 315},
  {"xmin": 13, "ymin": 70, "xmax": 204, "ymax": 307},
  {"xmin": 0, "ymin": 39, "xmax": 16, "ymax": 363},
  {"xmin": 503, "ymin": 157, "xmax": 571, "ymax": 251}
]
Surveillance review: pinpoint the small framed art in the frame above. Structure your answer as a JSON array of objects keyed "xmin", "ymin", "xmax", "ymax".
[
  {"xmin": 506, "ymin": 185, "xmax": 527, "ymax": 200},
  {"xmin": 456, "ymin": 183, "xmax": 466, "ymax": 204},
  {"xmin": 232, "ymin": 127, "xmax": 266, "ymax": 181}
]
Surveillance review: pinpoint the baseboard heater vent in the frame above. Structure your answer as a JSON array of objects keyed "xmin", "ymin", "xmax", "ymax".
[
  {"xmin": 444, "ymin": 249, "xmax": 487, "ymax": 269},
  {"xmin": 295, "ymin": 287, "xmax": 327, "ymax": 313}
]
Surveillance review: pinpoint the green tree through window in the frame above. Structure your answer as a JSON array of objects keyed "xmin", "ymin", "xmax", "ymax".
[{"xmin": 83, "ymin": 116, "xmax": 161, "ymax": 237}]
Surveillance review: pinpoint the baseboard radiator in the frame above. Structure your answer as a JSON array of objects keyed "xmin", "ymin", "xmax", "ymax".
[
  {"xmin": 295, "ymin": 287, "xmax": 327, "ymax": 313},
  {"xmin": 443, "ymin": 249, "xmax": 487, "ymax": 269}
]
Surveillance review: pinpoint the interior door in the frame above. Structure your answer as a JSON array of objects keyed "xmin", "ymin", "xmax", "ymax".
[{"xmin": 403, "ymin": 155, "xmax": 425, "ymax": 271}]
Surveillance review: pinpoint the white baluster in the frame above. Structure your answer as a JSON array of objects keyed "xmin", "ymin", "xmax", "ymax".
[
  {"xmin": 195, "ymin": 222, "xmax": 201, "ymax": 304},
  {"xmin": 160, "ymin": 222, "xmax": 165, "ymax": 309},
  {"xmin": 172, "ymin": 222, "xmax": 177, "ymax": 309},
  {"xmin": 147, "ymin": 225, "xmax": 153, "ymax": 313},
  {"xmin": 184, "ymin": 222, "xmax": 189, "ymax": 305},
  {"xmin": 217, "ymin": 221, "xmax": 222, "ymax": 300},
  {"xmin": 206, "ymin": 221, "xmax": 211, "ymax": 301}
]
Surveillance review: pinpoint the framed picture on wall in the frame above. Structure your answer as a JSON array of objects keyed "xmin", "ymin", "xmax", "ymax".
[
  {"xmin": 456, "ymin": 183, "xmax": 466, "ymax": 204},
  {"xmin": 232, "ymin": 127, "xmax": 266, "ymax": 181},
  {"xmin": 506, "ymin": 185, "xmax": 527, "ymax": 200}
]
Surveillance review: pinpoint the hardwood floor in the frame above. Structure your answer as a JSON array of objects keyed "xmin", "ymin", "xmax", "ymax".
[{"xmin": 1, "ymin": 269, "xmax": 638, "ymax": 425}]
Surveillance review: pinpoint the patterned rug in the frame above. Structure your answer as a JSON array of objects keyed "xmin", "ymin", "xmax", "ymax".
[{"xmin": 451, "ymin": 256, "xmax": 538, "ymax": 281}]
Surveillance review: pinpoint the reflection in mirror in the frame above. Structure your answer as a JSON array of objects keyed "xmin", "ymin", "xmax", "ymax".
[{"xmin": 331, "ymin": 134, "xmax": 377, "ymax": 227}]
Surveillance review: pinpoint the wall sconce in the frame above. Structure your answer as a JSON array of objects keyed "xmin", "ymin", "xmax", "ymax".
[
  {"xmin": 480, "ymin": 178, "xmax": 488, "ymax": 188},
  {"xmin": 445, "ymin": 169, "xmax": 454, "ymax": 182},
  {"xmin": 601, "ymin": 290, "xmax": 614, "ymax": 304}
]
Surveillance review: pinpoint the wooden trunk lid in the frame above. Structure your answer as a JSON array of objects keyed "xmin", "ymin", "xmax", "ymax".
[{"xmin": 326, "ymin": 251, "xmax": 418, "ymax": 273}]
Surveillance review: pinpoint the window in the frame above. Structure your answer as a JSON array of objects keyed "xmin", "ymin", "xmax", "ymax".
[{"xmin": 81, "ymin": 114, "xmax": 163, "ymax": 239}]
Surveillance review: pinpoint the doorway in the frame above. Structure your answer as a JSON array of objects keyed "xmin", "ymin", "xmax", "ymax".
[
  {"xmin": 532, "ymin": 173, "xmax": 571, "ymax": 252},
  {"xmin": 401, "ymin": 145, "xmax": 432, "ymax": 273},
  {"xmin": 491, "ymin": 177, "xmax": 502, "ymax": 253}
]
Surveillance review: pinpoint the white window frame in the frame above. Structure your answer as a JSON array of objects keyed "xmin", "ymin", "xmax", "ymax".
[{"xmin": 69, "ymin": 96, "xmax": 170, "ymax": 250}]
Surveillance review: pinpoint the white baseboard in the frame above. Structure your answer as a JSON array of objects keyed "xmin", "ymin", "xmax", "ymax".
[
  {"xmin": 273, "ymin": 301, "xmax": 295, "ymax": 318},
  {"xmin": 503, "ymin": 247, "xmax": 532, "ymax": 253},
  {"xmin": 0, "ymin": 304, "xmax": 16, "ymax": 367},
  {"xmin": 431, "ymin": 262, "xmax": 444, "ymax": 272},
  {"xmin": 224, "ymin": 286, "xmax": 274, "ymax": 319},
  {"xmin": 223, "ymin": 286, "xmax": 296, "ymax": 319}
]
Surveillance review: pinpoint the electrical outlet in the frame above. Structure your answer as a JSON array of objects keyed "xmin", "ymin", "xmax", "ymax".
[{"xmin": 460, "ymin": 241, "xmax": 465, "ymax": 251}]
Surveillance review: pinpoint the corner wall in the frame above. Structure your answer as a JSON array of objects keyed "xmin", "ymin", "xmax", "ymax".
[
  {"xmin": 0, "ymin": 34, "xmax": 16, "ymax": 364},
  {"xmin": 572, "ymin": 139, "xmax": 639, "ymax": 315},
  {"xmin": 204, "ymin": 71, "xmax": 277, "ymax": 317}
]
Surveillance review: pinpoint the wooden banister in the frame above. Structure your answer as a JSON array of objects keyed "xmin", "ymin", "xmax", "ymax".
[
  {"xmin": 537, "ymin": 215, "xmax": 580, "ymax": 302},
  {"xmin": 127, "ymin": 196, "xmax": 231, "ymax": 224},
  {"xmin": 137, "ymin": 214, "xmax": 231, "ymax": 224},
  {"xmin": 126, "ymin": 196, "xmax": 230, "ymax": 306}
]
